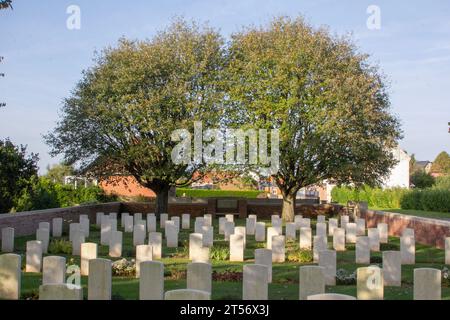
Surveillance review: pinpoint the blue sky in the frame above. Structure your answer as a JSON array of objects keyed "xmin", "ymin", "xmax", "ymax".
[{"xmin": 1, "ymin": 0, "xmax": 449, "ymax": 173}]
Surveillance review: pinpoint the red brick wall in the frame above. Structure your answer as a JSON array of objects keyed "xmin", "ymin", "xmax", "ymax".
[
  {"xmin": 361, "ymin": 209, "xmax": 450, "ymax": 248},
  {"xmin": 0, "ymin": 202, "xmax": 121, "ymax": 237}
]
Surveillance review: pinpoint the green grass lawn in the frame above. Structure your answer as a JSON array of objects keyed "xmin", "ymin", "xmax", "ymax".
[
  {"xmin": 13, "ymin": 217, "xmax": 450, "ymax": 300},
  {"xmin": 371, "ymin": 208, "xmax": 450, "ymax": 220},
  {"xmin": 176, "ymin": 188, "xmax": 263, "ymax": 198}
]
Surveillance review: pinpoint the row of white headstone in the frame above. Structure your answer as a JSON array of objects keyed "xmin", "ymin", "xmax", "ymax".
[
  {"xmin": 0, "ymin": 251, "xmax": 442, "ymax": 300},
  {"xmin": 0, "ymin": 212, "xmax": 449, "ymax": 300}
]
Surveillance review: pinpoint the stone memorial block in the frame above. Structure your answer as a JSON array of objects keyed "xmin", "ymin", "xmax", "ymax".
[
  {"xmin": 318, "ymin": 250, "xmax": 336, "ymax": 286},
  {"xmin": 368, "ymin": 228, "xmax": 380, "ymax": 251},
  {"xmin": 224, "ymin": 221, "xmax": 235, "ymax": 241},
  {"xmin": 160, "ymin": 213, "xmax": 168, "ymax": 228},
  {"xmin": 403, "ymin": 228, "xmax": 414, "ymax": 238},
  {"xmin": 187, "ymin": 262, "xmax": 212, "ymax": 293},
  {"xmin": 286, "ymin": 223, "xmax": 297, "ymax": 241},
  {"xmin": 139, "ymin": 261, "xmax": 164, "ymax": 300},
  {"xmin": 340, "ymin": 215, "xmax": 349, "ymax": 229},
  {"xmin": 313, "ymin": 235, "xmax": 327, "ymax": 263},
  {"xmin": 317, "ymin": 215, "xmax": 326, "ymax": 223},
  {"xmin": 356, "ymin": 236, "xmax": 370, "ymax": 264},
  {"xmin": 225, "ymin": 214, "xmax": 234, "ymax": 222},
  {"xmin": 124, "ymin": 215, "xmax": 134, "ymax": 233},
  {"xmin": 246, "ymin": 215, "xmax": 257, "ymax": 235},
  {"xmin": 294, "ymin": 215, "xmax": 303, "ymax": 229},
  {"xmin": 1, "ymin": 227, "xmax": 14, "ymax": 252},
  {"xmin": 299, "ymin": 266, "xmax": 325, "ymax": 300},
  {"xmin": 109, "ymin": 212, "xmax": 117, "ymax": 220},
  {"xmin": 171, "ymin": 216, "xmax": 180, "ymax": 233},
  {"xmin": 26, "ymin": 240, "xmax": 42, "ymax": 273},
  {"xmin": 189, "ymin": 233, "xmax": 209, "ymax": 262},
  {"xmin": 165, "ymin": 221, "xmax": 178, "ymax": 248},
  {"xmin": 72, "ymin": 231, "xmax": 85, "ymax": 256},
  {"xmin": 69, "ymin": 223, "xmax": 80, "ymax": 243},
  {"xmin": 400, "ymin": 235, "xmax": 415, "ymax": 265},
  {"xmin": 299, "ymin": 227, "xmax": 312, "ymax": 250},
  {"xmin": 414, "ymin": 268, "xmax": 441, "ymax": 300},
  {"xmin": 328, "ymin": 218, "xmax": 338, "ymax": 236},
  {"xmin": 195, "ymin": 217, "xmax": 205, "ymax": 233},
  {"xmin": 136, "ymin": 244, "xmax": 153, "ymax": 278},
  {"xmin": 120, "ymin": 212, "xmax": 129, "ymax": 228},
  {"xmin": 357, "ymin": 266, "xmax": 383, "ymax": 300},
  {"xmin": 266, "ymin": 227, "xmax": 278, "ymax": 250},
  {"xmin": 165, "ymin": 289, "xmax": 210, "ymax": 300},
  {"xmin": 0, "ymin": 253, "xmax": 21, "ymax": 299},
  {"xmin": 300, "ymin": 218, "xmax": 311, "ymax": 229},
  {"xmin": 235, "ymin": 226, "xmax": 246, "ymax": 247},
  {"xmin": 272, "ymin": 235, "xmax": 285, "ymax": 263},
  {"xmin": 271, "ymin": 215, "xmax": 280, "ymax": 225},
  {"xmin": 243, "ymin": 264, "xmax": 268, "ymax": 300},
  {"xmin": 201, "ymin": 225, "xmax": 214, "ymax": 247},
  {"xmin": 133, "ymin": 224, "xmax": 146, "ymax": 246},
  {"xmin": 230, "ymin": 234, "xmax": 244, "ymax": 262},
  {"xmin": 39, "ymin": 284, "xmax": 83, "ymax": 300},
  {"xmin": 356, "ymin": 218, "xmax": 366, "ymax": 236},
  {"xmin": 182, "ymin": 214, "xmax": 190, "ymax": 229},
  {"xmin": 307, "ymin": 293, "xmax": 356, "ymax": 300},
  {"xmin": 147, "ymin": 215, "xmax": 156, "ymax": 233},
  {"xmin": 377, "ymin": 223, "xmax": 388, "ymax": 244},
  {"xmin": 81, "ymin": 242, "xmax": 97, "ymax": 276},
  {"xmin": 79, "ymin": 216, "xmax": 90, "ymax": 238},
  {"xmin": 42, "ymin": 256, "xmax": 66, "ymax": 284},
  {"xmin": 345, "ymin": 223, "xmax": 357, "ymax": 244},
  {"xmin": 255, "ymin": 222, "xmax": 266, "ymax": 241},
  {"xmin": 272, "ymin": 219, "xmax": 282, "ymax": 235},
  {"xmin": 52, "ymin": 218, "xmax": 63, "ymax": 237},
  {"xmin": 39, "ymin": 222, "xmax": 50, "ymax": 231},
  {"xmin": 96, "ymin": 212, "xmax": 104, "ymax": 226},
  {"xmin": 88, "ymin": 258, "xmax": 112, "ymax": 300},
  {"xmin": 382, "ymin": 251, "xmax": 401, "ymax": 286},
  {"xmin": 446, "ymin": 237, "xmax": 450, "ymax": 265},
  {"xmin": 134, "ymin": 213, "xmax": 143, "ymax": 223},
  {"xmin": 149, "ymin": 232, "xmax": 162, "ymax": 259},
  {"xmin": 203, "ymin": 214, "xmax": 212, "ymax": 227},
  {"xmin": 100, "ymin": 217, "xmax": 111, "ymax": 245},
  {"xmin": 36, "ymin": 228, "xmax": 49, "ymax": 254},
  {"xmin": 218, "ymin": 217, "xmax": 226, "ymax": 235},
  {"xmin": 109, "ymin": 231, "xmax": 123, "ymax": 258},
  {"xmin": 333, "ymin": 228, "xmax": 345, "ymax": 251},
  {"xmin": 316, "ymin": 222, "xmax": 327, "ymax": 238},
  {"xmin": 255, "ymin": 248, "xmax": 272, "ymax": 283}
]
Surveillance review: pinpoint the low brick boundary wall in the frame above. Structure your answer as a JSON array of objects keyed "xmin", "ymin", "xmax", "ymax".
[
  {"xmin": 361, "ymin": 209, "xmax": 450, "ymax": 249},
  {"xmin": 0, "ymin": 202, "xmax": 121, "ymax": 237}
]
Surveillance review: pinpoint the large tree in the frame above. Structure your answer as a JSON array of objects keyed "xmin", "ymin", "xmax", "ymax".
[
  {"xmin": 46, "ymin": 20, "xmax": 225, "ymax": 213},
  {"xmin": 225, "ymin": 17, "xmax": 401, "ymax": 221},
  {"xmin": 431, "ymin": 151, "xmax": 450, "ymax": 175},
  {"xmin": 0, "ymin": 138, "xmax": 38, "ymax": 213}
]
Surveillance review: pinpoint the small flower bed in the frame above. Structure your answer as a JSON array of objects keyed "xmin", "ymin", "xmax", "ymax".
[
  {"xmin": 112, "ymin": 258, "xmax": 136, "ymax": 277},
  {"xmin": 336, "ymin": 268, "xmax": 356, "ymax": 285},
  {"xmin": 212, "ymin": 270, "xmax": 243, "ymax": 282},
  {"xmin": 48, "ymin": 239, "xmax": 72, "ymax": 255}
]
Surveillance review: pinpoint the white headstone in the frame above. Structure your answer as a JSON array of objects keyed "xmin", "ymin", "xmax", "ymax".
[
  {"xmin": 165, "ymin": 221, "xmax": 178, "ymax": 248},
  {"xmin": 1, "ymin": 227, "xmax": 14, "ymax": 252},
  {"xmin": 316, "ymin": 222, "xmax": 327, "ymax": 238},
  {"xmin": 243, "ymin": 264, "xmax": 268, "ymax": 300},
  {"xmin": 299, "ymin": 265, "xmax": 325, "ymax": 300},
  {"xmin": 414, "ymin": 268, "xmax": 441, "ymax": 300},
  {"xmin": 139, "ymin": 261, "xmax": 164, "ymax": 300},
  {"xmin": 356, "ymin": 236, "xmax": 370, "ymax": 264},
  {"xmin": 88, "ymin": 258, "xmax": 112, "ymax": 300},
  {"xmin": 230, "ymin": 234, "xmax": 244, "ymax": 262},
  {"xmin": 286, "ymin": 223, "xmax": 297, "ymax": 241},
  {"xmin": 313, "ymin": 235, "xmax": 327, "ymax": 263},
  {"xmin": 72, "ymin": 230, "xmax": 85, "ymax": 256},
  {"xmin": 272, "ymin": 235, "xmax": 285, "ymax": 263},
  {"xmin": 52, "ymin": 218, "xmax": 63, "ymax": 237},
  {"xmin": 187, "ymin": 262, "xmax": 212, "ymax": 293},
  {"xmin": 299, "ymin": 227, "xmax": 312, "ymax": 250},
  {"xmin": 333, "ymin": 228, "xmax": 346, "ymax": 251},
  {"xmin": 133, "ymin": 224, "xmax": 146, "ymax": 246},
  {"xmin": 368, "ymin": 228, "xmax": 380, "ymax": 252},
  {"xmin": 81, "ymin": 242, "xmax": 97, "ymax": 276},
  {"xmin": 318, "ymin": 250, "xmax": 336, "ymax": 286},
  {"xmin": 377, "ymin": 223, "xmax": 388, "ymax": 244},
  {"xmin": 218, "ymin": 217, "xmax": 226, "ymax": 235},
  {"xmin": 357, "ymin": 266, "xmax": 384, "ymax": 300},
  {"xmin": 146, "ymin": 215, "xmax": 156, "ymax": 233},
  {"xmin": 124, "ymin": 215, "xmax": 134, "ymax": 233},
  {"xmin": 109, "ymin": 231, "xmax": 122, "ymax": 258},
  {"xmin": 136, "ymin": 244, "xmax": 153, "ymax": 278},
  {"xmin": 182, "ymin": 214, "xmax": 190, "ymax": 229},
  {"xmin": 96, "ymin": 212, "xmax": 104, "ymax": 226},
  {"xmin": 345, "ymin": 223, "xmax": 357, "ymax": 244},
  {"xmin": 159, "ymin": 213, "xmax": 168, "ymax": 228},
  {"xmin": 255, "ymin": 222, "xmax": 266, "ymax": 241},
  {"xmin": 255, "ymin": 248, "xmax": 272, "ymax": 283},
  {"xmin": 42, "ymin": 256, "xmax": 66, "ymax": 284},
  {"xmin": 26, "ymin": 240, "xmax": 42, "ymax": 273},
  {"xmin": 340, "ymin": 215, "xmax": 349, "ymax": 229},
  {"xmin": 356, "ymin": 218, "xmax": 366, "ymax": 236},
  {"xmin": 224, "ymin": 221, "xmax": 235, "ymax": 241},
  {"xmin": 266, "ymin": 227, "xmax": 278, "ymax": 250},
  {"xmin": 382, "ymin": 251, "xmax": 401, "ymax": 286},
  {"xmin": 400, "ymin": 235, "xmax": 415, "ymax": 265},
  {"xmin": 0, "ymin": 253, "xmax": 21, "ymax": 299},
  {"xmin": 328, "ymin": 218, "xmax": 338, "ymax": 236},
  {"xmin": 201, "ymin": 225, "xmax": 214, "ymax": 247},
  {"xmin": 149, "ymin": 232, "xmax": 162, "ymax": 259}
]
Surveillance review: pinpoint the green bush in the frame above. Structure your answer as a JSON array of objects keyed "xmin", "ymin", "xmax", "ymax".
[
  {"xmin": 48, "ymin": 239, "xmax": 72, "ymax": 255},
  {"xmin": 210, "ymin": 245, "xmax": 230, "ymax": 261},
  {"xmin": 176, "ymin": 188, "xmax": 262, "ymax": 198},
  {"xmin": 286, "ymin": 248, "xmax": 313, "ymax": 263},
  {"xmin": 331, "ymin": 185, "xmax": 408, "ymax": 209},
  {"xmin": 411, "ymin": 171, "xmax": 435, "ymax": 189},
  {"xmin": 401, "ymin": 188, "xmax": 450, "ymax": 212},
  {"xmin": 434, "ymin": 176, "xmax": 450, "ymax": 190}
]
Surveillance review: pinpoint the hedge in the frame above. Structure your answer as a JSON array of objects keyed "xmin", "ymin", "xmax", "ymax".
[
  {"xmin": 331, "ymin": 185, "xmax": 450, "ymax": 212},
  {"xmin": 176, "ymin": 188, "xmax": 262, "ymax": 198}
]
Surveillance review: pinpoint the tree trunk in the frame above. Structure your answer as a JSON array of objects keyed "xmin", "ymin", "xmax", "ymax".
[
  {"xmin": 155, "ymin": 186, "xmax": 169, "ymax": 215},
  {"xmin": 281, "ymin": 192, "xmax": 296, "ymax": 222}
]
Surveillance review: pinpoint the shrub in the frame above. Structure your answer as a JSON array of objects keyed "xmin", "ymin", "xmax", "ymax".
[
  {"xmin": 434, "ymin": 176, "xmax": 450, "ymax": 191},
  {"xmin": 411, "ymin": 171, "xmax": 435, "ymax": 189},
  {"xmin": 286, "ymin": 248, "xmax": 313, "ymax": 263},
  {"xmin": 112, "ymin": 258, "xmax": 135, "ymax": 276},
  {"xmin": 176, "ymin": 188, "xmax": 262, "ymax": 198},
  {"xmin": 210, "ymin": 245, "xmax": 230, "ymax": 261},
  {"xmin": 400, "ymin": 188, "xmax": 450, "ymax": 212},
  {"xmin": 336, "ymin": 269, "xmax": 356, "ymax": 285},
  {"xmin": 331, "ymin": 185, "xmax": 408, "ymax": 209},
  {"xmin": 48, "ymin": 239, "xmax": 72, "ymax": 255}
]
